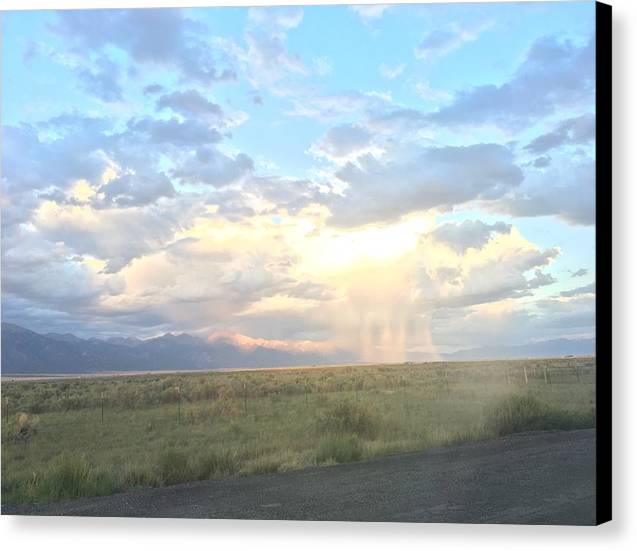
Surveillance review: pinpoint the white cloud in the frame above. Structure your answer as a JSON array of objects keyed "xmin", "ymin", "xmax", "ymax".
[
  {"xmin": 350, "ymin": 5, "xmax": 391, "ymax": 21},
  {"xmin": 248, "ymin": 6, "xmax": 303, "ymax": 31},
  {"xmin": 493, "ymin": 158, "xmax": 595, "ymax": 225},
  {"xmin": 524, "ymin": 113, "xmax": 595, "ymax": 154},
  {"xmin": 428, "ymin": 220, "xmax": 512, "ymax": 254},
  {"xmin": 427, "ymin": 34, "xmax": 595, "ymax": 130},
  {"xmin": 379, "ymin": 62, "xmax": 405, "ymax": 79},
  {"xmin": 329, "ymin": 143, "xmax": 523, "ymax": 227},
  {"xmin": 414, "ymin": 81, "xmax": 452, "ymax": 102},
  {"xmin": 309, "ymin": 123, "xmax": 376, "ymax": 162},
  {"xmin": 313, "ymin": 56, "xmax": 333, "ymax": 76},
  {"xmin": 415, "ymin": 22, "xmax": 492, "ymax": 62}
]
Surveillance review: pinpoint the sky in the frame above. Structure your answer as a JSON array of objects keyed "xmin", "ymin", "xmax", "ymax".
[{"xmin": 1, "ymin": 2, "xmax": 597, "ymax": 360}]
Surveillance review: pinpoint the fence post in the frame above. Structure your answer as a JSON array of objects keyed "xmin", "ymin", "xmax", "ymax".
[
  {"xmin": 445, "ymin": 370, "xmax": 450, "ymax": 394},
  {"xmin": 506, "ymin": 368, "xmax": 511, "ymax": 385},
  {"xmin": 4, "ymin": 398, "xmax": 8, "ymax": 423},
  {"xmin": 177, "ymin": 385, "xmax": 181, "ymax": 425},
  {"xmin": 523, "ymin": 365, "xmax": 528, "ymax": 385},
  {"xmin": 100, "ymin": 392, "xmax": 104, "ymax": 425},
  {"xmin": 575, "ymin": 365, "xmax": 581, "ymax": 383},
  {"xmin": 243, "ymin": 381, "xmax": 248, "ymax": 416},
  {"xmin": 304, "ymin": 379, "xmax": 309, "ymax": 407},
  {"xmin": 543, "ymin": 365, "xmax": 549, "ymax": 384}
]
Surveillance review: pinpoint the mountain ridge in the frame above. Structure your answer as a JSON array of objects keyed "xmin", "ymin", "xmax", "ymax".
[{"xmin": 0, "ymin": 322, "xmax": 353, "ymax": 374}]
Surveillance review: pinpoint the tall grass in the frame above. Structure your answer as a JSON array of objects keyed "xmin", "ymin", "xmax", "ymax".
[
  {"xmin": 485, "ymin": 393, "xmax": 595, "ymax": 437},
  {"xmin": 1, "ymin": 358, "xmax": 596, "ymax": 505},
  {"xmin": 316, "ymin": 434, "xmax": 363, "ymax": 463},
  {"xmin": 317, "ymin": 400, "xmax": 380, "ymax": 438}
]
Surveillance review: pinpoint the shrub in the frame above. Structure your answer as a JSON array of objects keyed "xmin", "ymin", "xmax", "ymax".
[
  {"xmin": 316, "ymin": 434, "xmax": 363, "ymax": 464},
  {"xmin": 36, "ymin": 454, "xmax": 118, "ymax": 501},
  {"xmin": 122, "ymin": 464, "xmax": 158, "ymax": 488},
  {"xmin": 14, "ymin": 412, "xmax": 38, "ymax": 443},
  {"xmin": 485, "ymin": 394, "xmax": 595, "ymax": 437},
  {"xmin": 318, "ymin": 400, "xmax": 380, "ymax": 438},
  {"xmin": 243, "ymin": 456, "xmax": 282, "ymax": 475},
  {"xmin": 157, "ymin": 449, "xmax": 191, "ymax": 485},
  {"xmin": 195, "ymin": 449, "xmax": 239, "ymax": 479}
]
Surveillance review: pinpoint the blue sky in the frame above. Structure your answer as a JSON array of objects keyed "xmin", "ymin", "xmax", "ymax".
[{"xmin": 1, "ymin": 3, "xmax": 597, "ymax": 358}]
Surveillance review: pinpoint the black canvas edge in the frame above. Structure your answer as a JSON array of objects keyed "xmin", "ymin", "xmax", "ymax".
[{"xmin": 595, "ymin": 0, "xmax": 612, "ymax": 527}]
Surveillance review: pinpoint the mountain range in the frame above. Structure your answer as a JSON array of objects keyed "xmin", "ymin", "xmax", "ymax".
[
  {"xmin": 0, "ymin": 322, "xmax": 595, "ymax": 375},
  {"xmin": 0, "ymin": 323, "xmax": 353, "ymax": 375}
]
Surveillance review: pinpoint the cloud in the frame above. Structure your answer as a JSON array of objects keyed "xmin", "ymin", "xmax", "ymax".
[
  {"xmin": 532, "ymin": 155, "xmax": 552, "ymax": 168},
  {"xmin": 143, "ymin": 83, "xmax": 164, "ymax": 95},
  {"xmin": 51, "ymin": 9, "xmax": 237, "ymax": 86},
  {"xmin": 428, "ymin": 220, "xmax": 512, "ymax": 254},
  {"xmin": 419, "ymin": 242, "xmax": 559, "ymax": 310},
  {"xmin": 127, "ymin": 117, "xmax": 223, "ymax": 146},
  {"xmin": 494, "ymin": 159, "xmax": 595, "ymax": 225},
  {"xmin": 350, "ymin": 5, "xmax": 391, "ymax": 21},
  {"xmin": 379, "ymin": 62, "xmax": 406, "ymax": 79},
  {"xmin": 560, "ymin": 282, "xmax": 595, "ymax": 297},
  {"xmin": 31, "ymin": 196, "xmax": 204, "ymax": 273},
  {"xmin": 77, "ymin": 55, "xmax": 124, "ymax": 102},
  {"xmin": 95, "ymin": 172, "xmax": 175, "ymax": 208},
  {"xmin": 286, "ymin": 89, "xmax": 392, "ymax": 121},
  {"xmin": 313, "ymin": 56, "xmax": 333, "ymax": 76},
  {"xmin": 427, "ymin": 34, "xmax": 594, "ymax": 130},
  {"xmin": 329, "ymin": 143, "xmax": 523, "ymax": 226},
  {"xmin": 429, "ymin": 289, "xmax": 594, "ymax": 350},
  {"xmin": 171, "ymin": 147, "xmax": 254, "ymax": 188},
  {"xmin": 244, "ymin": 6, "xmax": 307, "ymax": 86},
  {"xmin": 415, "ymin": 22, "xmax": 491, "ymax": 62},
  {"xmin": 2, "ymin": 117, "xmax": 111, "ymax": 193},
  {"xmin": 527, "ymin": 269, "xmax": 557, "ymax": 289},
  {"xmin": 571, "ymin": 268, "xmax": 588, "ymax": 278},
  {"xmin": 157, "ymin": 90, "xmax": 224, "ymax": 121},
  {"xmin": 366, "ymin": 108, "xmax": 430, "ymax": 135},
  {"xmin": 414, "ymin": 82, "xmax": 452, "ymax": 102},
  {"xmin": 248, "ymin": 6, "xmax": 303, "ymax": 30},
  {"xmin": 524, "ymin": 113, "xmax": 595, "ymax": 154},
  {"xmin": 309, "ymin": 123, "xmax": 374, "ymax": 161}
]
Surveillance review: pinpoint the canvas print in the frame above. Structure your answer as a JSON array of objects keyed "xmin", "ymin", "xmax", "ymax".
[{"xmin": 1, "ymin": 2, "xmax": 610, "ymax": 524}]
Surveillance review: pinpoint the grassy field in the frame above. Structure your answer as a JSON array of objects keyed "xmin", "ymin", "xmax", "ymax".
[{"xmin": 1, "ymin": 357, "xmax": 596, "ymax": 505}]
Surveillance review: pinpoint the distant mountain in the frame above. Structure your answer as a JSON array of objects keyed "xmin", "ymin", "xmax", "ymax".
[
  {"xmin": 0, "ymin": 322, "xmax": 354, "ymax": 375},
  {"xmin": 443, "ymin": 338, "xmax": 596, "ymax": 361}
]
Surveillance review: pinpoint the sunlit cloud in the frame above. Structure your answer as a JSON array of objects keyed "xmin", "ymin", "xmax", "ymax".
[{"xmin": 1, "ymin": 4, "xmax": 596, "ymax": 359}]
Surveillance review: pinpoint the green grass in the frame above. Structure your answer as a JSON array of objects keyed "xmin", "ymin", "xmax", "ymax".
[
  {"xmin": 486, "ymin": 393, "xmax": 595, "ymax": 436},
  {"xmin": 1, "ymin": 357, "xmax": 596, "ymax": 505}
]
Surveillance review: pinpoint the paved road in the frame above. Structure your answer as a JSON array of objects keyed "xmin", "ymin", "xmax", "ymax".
[{"xmin": 3, "ymin": 429, "xmax": 596, "ymax": 525}]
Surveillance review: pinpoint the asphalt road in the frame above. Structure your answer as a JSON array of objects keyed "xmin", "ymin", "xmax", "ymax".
[{"xmin": 3, "ymin": 429, "xmax": 596, "ymax": 525}]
